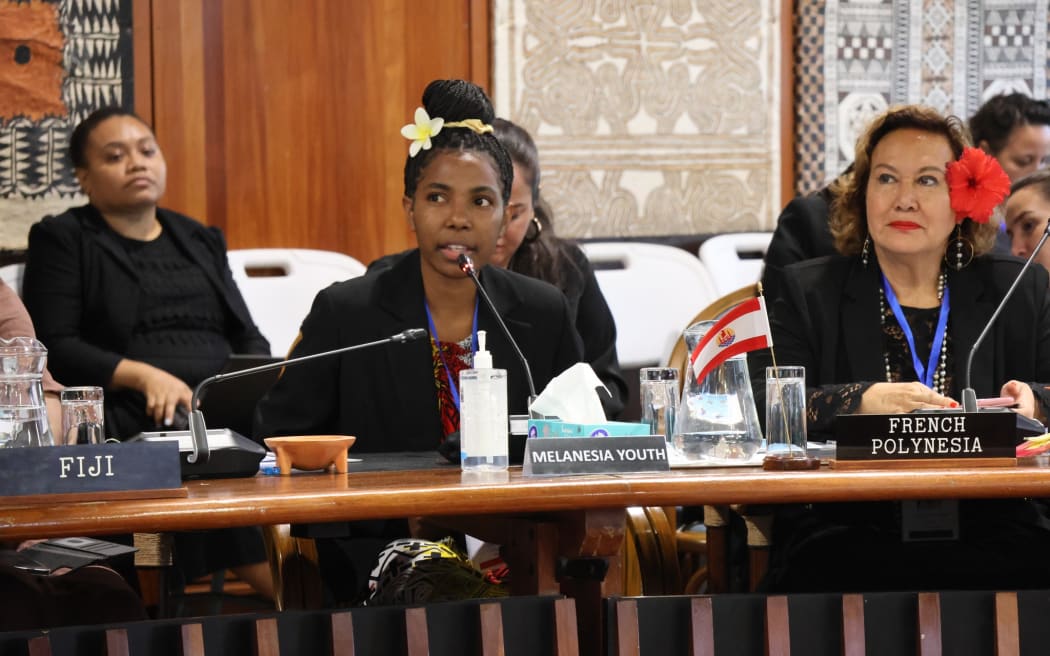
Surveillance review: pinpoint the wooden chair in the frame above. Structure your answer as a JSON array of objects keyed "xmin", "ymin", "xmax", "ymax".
[
  {"xmin": 624, "ymin": 506, "xmax": 707, "ymax": 596},
  {"xmin": 262, "ymin": 523, "xmax": 322, "ymax": 610}
]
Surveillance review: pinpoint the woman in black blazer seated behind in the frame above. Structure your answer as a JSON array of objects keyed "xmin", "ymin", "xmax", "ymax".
[
  {"xmin": 489, "ymin": 118, "xmax": 627, "ymax": 418},
  {"xmin": 254, "ymin": 79, "xmax": 582, "ymax": 603},
  {"xmin": 22, "ymin": 106, "xmax": 273, "ymax": 599}
]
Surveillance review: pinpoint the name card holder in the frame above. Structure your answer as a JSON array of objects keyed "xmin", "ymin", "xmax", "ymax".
[
  {"xmin": 522, "ymin": 435, "xmax": 670, "ymax": 477},
  {"xmin": 833, "ymin": 410, "xmax": 1016, "ymax": 470},
  {"xmin": 0, "ymin": 442, "xmax": 186, "ymax": 502}
]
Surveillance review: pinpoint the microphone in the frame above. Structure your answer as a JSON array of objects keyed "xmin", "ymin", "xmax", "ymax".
[
  {"xmin": 457, "ymin": 253, "xmax": 537, "ymax": 404},
  {"xmin": 961, "ymin": 217, "xmax": 1050, "ymax": 412},
  {"xmin": 187, "ymin": 328, "xmax": 427, "ymax": 463}
]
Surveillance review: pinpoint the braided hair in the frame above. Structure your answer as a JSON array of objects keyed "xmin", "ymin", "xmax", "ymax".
[{"xmin": 402, "ymin": 80, "xmax": 513, "ymax": 204}]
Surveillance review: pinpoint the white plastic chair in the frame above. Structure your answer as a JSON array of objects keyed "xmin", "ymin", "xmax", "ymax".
[
  {"xmin": 697, "ymin": 232, "xmax": 773, "ymax": 297},
  {"xmin": 0, "ymin": 263, "xmax": 25, "ymax": 297},
  {"xmin": 580, "ymin": 242, "xmax": 718, "ymax": 369},
  {"xmin": 227, "ymin": 249, "xmax": 366, "ymax": 356}
]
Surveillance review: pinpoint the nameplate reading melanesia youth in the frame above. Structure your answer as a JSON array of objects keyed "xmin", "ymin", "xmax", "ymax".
[
  {"xmin": 522, "ymin": 435, "xmax": 669, "ymax": 477},
  {"xmin": 0, "ymin": 442, "xmax": 183, "ymax": 499},
  {"xmin": 834, "ymin": 410, "xmax": 1016, "ymax": 468}
]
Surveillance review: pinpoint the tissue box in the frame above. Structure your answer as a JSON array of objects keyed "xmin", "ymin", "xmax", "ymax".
[{"xmin": 528, "ymin": 419, "xmax": 651, "ymax": 438}]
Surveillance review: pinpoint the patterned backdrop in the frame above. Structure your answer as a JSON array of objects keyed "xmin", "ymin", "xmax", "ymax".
[
  {"xmin": 796, "ymin": 0, "xmax": 1050, "ymax": 194},
  {"xmin": 0, "ymin": 0, "xmax": 133, "ymax": 250},
  {"xmin": 492, "ymin": 0, "xmax": 783, "ymax": 237}
]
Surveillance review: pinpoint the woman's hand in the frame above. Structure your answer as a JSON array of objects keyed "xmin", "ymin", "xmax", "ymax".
[
  {"xmin": 1001, "ymin": 380, "xmax": 1037, "ymax": 420},
  {"xmin": 111, "ymin": 359, "xmax": 192, "ymax": 427},
  {"xmin": 858, "ymin": 382, "xmax": 958, "ymax": 414}
]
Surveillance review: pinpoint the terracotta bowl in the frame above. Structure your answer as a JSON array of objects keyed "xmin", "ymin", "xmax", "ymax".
[{"xmin": 263, "ymin": 435, "xmax": 356, "ymax": 474}]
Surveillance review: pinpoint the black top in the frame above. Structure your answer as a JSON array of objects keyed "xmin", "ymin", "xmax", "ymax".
[
  {"xmin": 116, "ymin": 230, "xmax": 234, "ymax": 387},
  {"xmin": 760, "ymin": 188, "xmax": 836, "ymax": 304},
  {"xmin": 557, "ymin": 243, "xmax": 627, "ymax": 418},
  {"xmin": 23, "ymin": 204, "xmax": 269, "ymax": 438},
  {"xmin": 805, "ymin": 302, "xmax": 955, "ymax": 431},
  {"xmin": 366, "ymin": 246, "xmax": 626, "ymax": 418},
  {"xmin": 750, "ymin": 253, "xmax": 1050, "ymax": 440}
]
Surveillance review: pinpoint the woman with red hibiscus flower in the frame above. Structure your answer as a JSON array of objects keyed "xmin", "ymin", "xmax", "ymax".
[{"xmin": 750, "ymin": 104, "xmax": 1050, "ymax": 593}]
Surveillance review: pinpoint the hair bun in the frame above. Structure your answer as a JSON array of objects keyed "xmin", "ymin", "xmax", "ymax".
[{"xmin": 421, "ymin": 79, "xmax": 495, "ymax": 123}]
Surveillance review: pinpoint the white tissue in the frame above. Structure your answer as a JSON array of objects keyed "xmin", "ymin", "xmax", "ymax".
[{"xmin": 529, "ymin": 362, "xmax": 608, "ymax": 423}]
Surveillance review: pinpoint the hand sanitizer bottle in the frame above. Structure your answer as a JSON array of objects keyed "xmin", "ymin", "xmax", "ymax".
[{"xmin": 460, "ymin": 330, "xmax": 509, "ymax": 473}]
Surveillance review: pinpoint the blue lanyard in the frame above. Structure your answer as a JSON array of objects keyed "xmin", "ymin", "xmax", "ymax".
[
  {"xmin": 423, "ymin": 299, "xmax": 479, "ymax": 412},
  {"xmin": 880, "ymin": 273, "xmax": 950, "ymax": 389}
]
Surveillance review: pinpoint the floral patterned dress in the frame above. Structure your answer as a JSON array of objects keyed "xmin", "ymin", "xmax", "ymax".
[{"xmin": 431, "ymin": 335, "xmax": 473, "ymax": 442}]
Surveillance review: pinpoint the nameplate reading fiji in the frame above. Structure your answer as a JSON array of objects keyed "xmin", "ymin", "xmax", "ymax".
[
  {"xmin": 0, "ymin": 442, "xmax": 182, "ymax": 496},
  {"xmin": 834, "ymin": 411, "xmax": 1016, "ymax": 461},
  {"xmin": 522, "ymin": 435, "xmax": 669, "ymax": 477}
]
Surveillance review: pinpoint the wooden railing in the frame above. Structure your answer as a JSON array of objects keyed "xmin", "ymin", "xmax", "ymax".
[
  {"xmin": 10, "ymin": 596, "xmax": 578, "ymax": 656},
  {"xmin": 609, "ymin": 590, "xmax": 1031, "ymax": 655}
]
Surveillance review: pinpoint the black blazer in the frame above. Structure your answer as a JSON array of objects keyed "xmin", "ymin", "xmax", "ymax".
[
  {"xmin": 560, "ymin": 243, "xmax": 627, "ymax": 418},
  {"xmin": 751, "ymin": 253, "xmax": 1050, "ymax": 437},
  {"xmin": 760, "ymin": 189, "xmax": 836, "ymax": 304},
  {"xmin": 368, "ymin": 246, "xmax": 626, "ymax": 418},
  {"xmin": 253, "ymin": 249, "xmax": 583, "ymax": 451},
  {"xmin": 22, "ymin": 204, "xmax": 269, "ymax": 386}
]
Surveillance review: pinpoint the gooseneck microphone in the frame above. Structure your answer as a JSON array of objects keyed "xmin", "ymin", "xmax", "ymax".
[
  {"xmin": 187, "ymin": 328, "xmax": 427, "ymax": 464},
  {"xmin": 457, "ymin": 253, "xmax": 537, "ymax": 403},
  {"xmin": 961, "ymin": 217, "xmax": 1050, "ymax": 412}
]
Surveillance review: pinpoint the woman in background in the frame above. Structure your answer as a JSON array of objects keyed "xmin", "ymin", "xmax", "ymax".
[
  {"xmin": 490, "ymin": 118, "xmax": 627, "ymax": 417},
  {"xmin": 969, "ymin": 92, "xmax": 1050, "ymax": 183},
  {"xmin": 971, "ymin": 93, "xmax": 1050, "ymax": 253},
  {"xmin": 1005, "ymin": 169, "xmax": 1050, "ymax": 270},
  {"xmin": 22, "ymin": 106, "xmax": 273, "ymax": 600}
]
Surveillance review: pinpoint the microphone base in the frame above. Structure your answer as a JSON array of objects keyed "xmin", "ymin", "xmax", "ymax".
[
  {"xmin": 127, "ymin": 429, "xmax": 266, "ymax": 479},
  {"xmin": 961, "ymin": 388, "xmax": 978, "ymax": 413}
]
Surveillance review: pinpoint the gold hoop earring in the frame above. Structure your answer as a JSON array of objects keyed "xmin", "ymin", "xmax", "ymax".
[{"xmin": 945, "ymin": 226, "xmax": 974, "ymax": 271}]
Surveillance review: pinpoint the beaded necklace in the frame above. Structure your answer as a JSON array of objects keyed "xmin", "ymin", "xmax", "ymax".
[{"xmin": 878, "ymin": 270, "xmax": 949, "ymax": 395}]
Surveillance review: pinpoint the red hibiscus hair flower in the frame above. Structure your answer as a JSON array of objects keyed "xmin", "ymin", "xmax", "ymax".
[{"xmin": 945, "ymin": 147, "xmax": 1011, "ymax": 224}]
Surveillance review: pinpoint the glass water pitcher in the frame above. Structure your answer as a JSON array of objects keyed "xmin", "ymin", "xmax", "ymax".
[
  {"xmin": 672, "ymin": 320, "xmax": 763, "ymax": 462},
  {"xmin": 0, "ymin": 337, "xmax": 54, "ymax": 447}
]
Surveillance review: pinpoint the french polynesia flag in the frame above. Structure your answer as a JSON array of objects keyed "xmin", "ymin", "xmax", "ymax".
[{"xmin": 689, "ymin": 296, "xmax": 773, "ymax": 384}]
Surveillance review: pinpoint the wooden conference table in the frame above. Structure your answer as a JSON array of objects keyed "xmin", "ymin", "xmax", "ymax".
[{"xmin": 4, "ymin": 452, "xmax": 1050, "ymax": 653}]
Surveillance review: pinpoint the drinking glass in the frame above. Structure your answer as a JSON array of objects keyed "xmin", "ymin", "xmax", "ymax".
[
  {"xmin": 639, "ymin": 367, "xmax": 679, "ymax": 441},
  {"xmin": 61, "ymin": 387, "xmax": 105, "ymax": 445},
  {"xmin": 764, "ymin": 366, "xmax": 817, "ymax": 469}
]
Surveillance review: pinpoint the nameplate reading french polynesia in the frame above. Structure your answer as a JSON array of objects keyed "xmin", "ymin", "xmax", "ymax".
[
  {"xmin": 522, "ymin": 436, "xmax": 669, "ymax": 477},
  {"xmin": 834, "ymin": 411, "xmax": 1016, "ymax": 462},
  {"xmin": 0, "ymin": 442, "xmax": 182, "ymax": 497}
]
